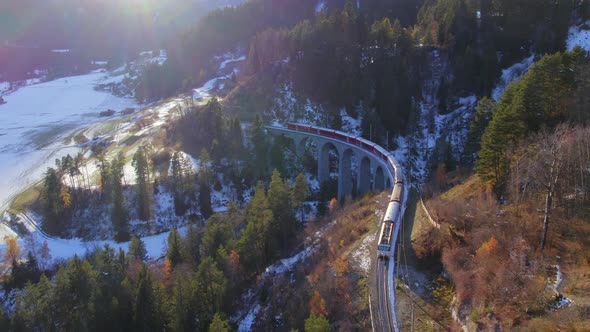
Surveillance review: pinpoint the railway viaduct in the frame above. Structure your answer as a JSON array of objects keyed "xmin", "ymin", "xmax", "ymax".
[{"xmin": 266, "ymin": 125, "xmax": 395, "ymax": 200}]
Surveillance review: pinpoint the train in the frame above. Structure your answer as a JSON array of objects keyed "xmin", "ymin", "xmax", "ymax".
[{"xmin": 285, "ymin": 123, "xmax": 404, "ymax": 259}]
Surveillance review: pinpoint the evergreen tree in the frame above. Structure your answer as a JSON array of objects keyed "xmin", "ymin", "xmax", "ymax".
[
  {"xmin": 227, "ymin": 116, "xmax": 244, "ymax": 158},
  {"xmin": 304, "ymin": 313, "xmax": 330, "ymax": 332},
  {"xmin": 53, "ymin": 256, "xmax": 97, "ymax": 331},
  {"xmin": 133, "ymin": 146, "xmax": 152, "ymax": 221},
  {"xmin": 111, "ymin": 152, "xmax": 129, "ymax": 241},
  {"xmin": 12, "ymin": 274, "xmax": 53, "ymax": 331},
  {"xmin": 209, "ymin": 313, "xmax": 230, "ymax": 332},
  {"xmin": 200, "ymin": 214, "xmax": 232, "ymax": 261},
  {"xmin": 171, "ymin": 152, "xmax": 194, "ymax": 216},
  {"xmin": 199, "ymin": 149, "xmax": 213, "ymax": 218},
  {"xmin": 170, "ymin": 272, "xmax": 198, "ymax": 331},
  {"xmin": 464, "ymin": 97, "xmax": 496, "ymax": 164},
  {"xmin": 182, "ymin": 223, "xmax": 202, "ymax": 267},
  {"xmin": 167, "ymin": 228, "xmax": 183, "ymax": 267},
  {"xmin": 476, "ymin": 49, "xmax": 586, "ymax": 191},
  {"xmin": 292, "ymin": 172, "xmax": 309, "ymax": 223},
  {"xmin": 89, "ymin": 245, "xmax": 129, "ymax": 331},
  {"xmin": 98, "ymin": 157, "xmax": 112, "ymax": 202},
  {"xmin": 195, "ymin": 257, "xmax": 228, "ymax": 330},
  {"xmin": 128, "ymin": 236, "xmax": 148, "ymax": 261},
  {"xmin": 250, "ymin": 113, "xmax": 268, "ymax": 180},
  {"xmin": 134, "ymin": 265, "xmax": 161, "ymax": 331},
  {"xmin": 237, "ymin": 182, "xmax": 274, "ymax": 272},
  {"xmin": 268, "ymin": 170, "xmax": 296, "ymax": 252},
  {"xmin": 42, "ymin": 167, "xmax": 64, "ymax": 234}
]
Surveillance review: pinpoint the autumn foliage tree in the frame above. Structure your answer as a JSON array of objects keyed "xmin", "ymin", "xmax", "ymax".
[{"xmin": 309, "ymin": 289, "xmax": 328, "ymax": 317}]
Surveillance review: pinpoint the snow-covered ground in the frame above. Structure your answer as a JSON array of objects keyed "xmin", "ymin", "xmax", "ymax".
[
  {"xmin": 491, "ymin": 55, "xmax": 535, "ymax": 101},
  {"xmin": 340, "ymin": 107, "xmax": 363, "ymax": 136},
  {"xmin": 269, "ymin": 82, "xmax": 327, "ymax": 126},
  {"xmin": 193, "ymin": 52, "xmax": 245, "ymax": 102},
  {"xmin": 0, "ymin": 82, "xmax": 10, "ymax": 95},
  {"xmin": 0, "ymin": 211, "xmax": 185, "ymax": 266},
  {"xmin": 351, "ymin": 231, "xmax": 375, "ymax": 273},
  {"xmin": 139, "ymin": 49, "xmax": 168, "ymax": 65},
  {"xmin": 567, "ymin": 20, "xmax": 590, "ymax": 52},
  {"xmin": 0, "ymin": 71, "xmax": 138, "ymax": 217},
  {"xmin": 315, "ymin": 0, "xmax": 326, "ymax": 14}
]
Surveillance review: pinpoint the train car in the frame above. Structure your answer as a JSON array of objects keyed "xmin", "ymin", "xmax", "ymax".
[
  {"xmin": 391, "ymin": 181, "xmax": 403, "ymax": 203},
  {"xmin": 378, "ymin": 178, "xmax": 404, "ymax": 259},
  {"xmin": 377, "ymin": 219, "xmax": 393, "ymax": 258},
  {"xmin": 333, "ymin": 131, "xmax": 348, "ymax": 142}
]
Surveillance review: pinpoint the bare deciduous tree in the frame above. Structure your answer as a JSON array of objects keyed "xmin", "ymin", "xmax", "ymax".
[{"xmin": 510, "ymin": 124, "xmax": 572, "ymax": 250}]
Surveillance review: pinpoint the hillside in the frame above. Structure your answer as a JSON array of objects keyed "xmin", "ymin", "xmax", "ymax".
[{"xmin": 413, "ymin": 173, "xmax": 590, "ymax": 330}]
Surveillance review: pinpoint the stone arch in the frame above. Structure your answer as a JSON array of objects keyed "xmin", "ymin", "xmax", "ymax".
[
  {"xmin": 375, "ymin": 166, "xmax": 385, "ymax": 191},
  {"xmin": 319, "ymin": 142, "xmax": 339, "ymax": 185},
  {"xmin": 297, "ymin": 137, "xmax": 318, "ymax": 174},
  {"xmin": 386, "ymin": 177, "xmax": 392, "ymax": 189},
  {"xmin": 339, "ymin": 148, "xmax": 354, "ymax": 200},
  {"xmin": 358, "ymin": 156, "xmax": 372, "ymax": 195}
]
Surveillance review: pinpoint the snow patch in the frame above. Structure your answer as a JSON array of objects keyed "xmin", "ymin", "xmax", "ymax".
[
  {"xmin": 219, "ymin": 55, "xmax": 246, "ymax": 70},
  {"xmin": 340, "ymin": 107, "xmax": 362, "ymax": 136},
  {"xmin": 238, "ymin": 304, "xmax": 261, "ymax": 332},
  {"xmin": 351, "ymin": 231, "xmax": 376, "ymax": 273},
  {"xmin": 0, "ymin": 212, "xmax": 189, "ymax": 264},
  {"xmin": 264, "ymin": 245, "xmax": 317, "ymax": 275},
  {"xmin": 567, "ymin": 20, "xmax": 590, "ymax": 52},
  {"xmin": 315, "ymin": 0, "xmax": 326, "ymax": 14},
  {"xmin": 492, "ymin": 55, "xmax": 535, "ymax": 101}
]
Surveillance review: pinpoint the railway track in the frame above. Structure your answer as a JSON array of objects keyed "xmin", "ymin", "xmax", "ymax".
[{"xmin": 376, "ymin": 259, "xmax": 394, "ymax": 331}]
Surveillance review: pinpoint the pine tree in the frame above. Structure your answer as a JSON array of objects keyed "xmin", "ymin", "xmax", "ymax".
[
  {"xmin": 250, "ymin": 113, "xmax": 268, "ymax": 180},
  {"xmin": 12, "ymin": 274, "xmax": 53, "ymax": 330},
  {"xmin": 182, "ymin": 223, "xmax": 201, "ymax": 267},
  {"xmin": 464, "ymin": 97, "xmax": 496, "ymax": 164},
  {"xmin": 134, "ymin": 265, "xmax": 160, "ymax": 331},
  {"xmin": 171, "ymin": 152, "xmax": 194, "ymax": 216},
  {"xmin": 167, "ymin": 228, "xmax": 183, "ymax": 267},
  {"xmin": 304, "ymin": 313, "xmax": 330, "ymax": 332},
  {"xmin": 199, "ymin": 149, "xmax": 213, "ymax": 218},
  {"xmin": 228, "ymin": 116, "xmax": 244, "ymax": 158},
  {"xmin": 238, "ymin": 182, "xmax": 274, "ymax": 271},
  {"xmin": 292, "ymin": 173, "xmax": 309, "ymax": 223},
  {"xmin": 98, "ymin": 157, "xmax": 112, "ymax": 201},
  {"xmin": 53, "ymin": 256, "xmax": 97, "ymax": 331},
  {"xmin": 268, "ymin": 170, "xmax": 296, "ymax": 252},
  {"xmin": 133, "ymin": 146, "xmax": 152, "ymax": 221},
  {"xmin": 42, "ymin": 167, "xmax": 64, "ymax": 234},
  {"xmin": 170, "ymin": 272, "xmax": 198, "ymax": 331},
  {"xmin": 195, "ymin": 257, "xmax": 227, "ymax": 330},
  {"xmin": 209, "ymin": 313, "xmax": 230, "ymax": 332},
  {"xmin": 128, "ymin": 236, "xmax": 148, "ymax": 261},
  {"xmin": 201, "ymin": 214, "xmax": 232, "ymax": 260},
  {"xmin": 111, "ymin": 152, "xmax": 129, "ymax": 241}
]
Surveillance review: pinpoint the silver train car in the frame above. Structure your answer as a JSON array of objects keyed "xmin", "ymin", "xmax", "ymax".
[{"xmin": 377, "ymin": 179, "xmax": 403, "ymax": 259}]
